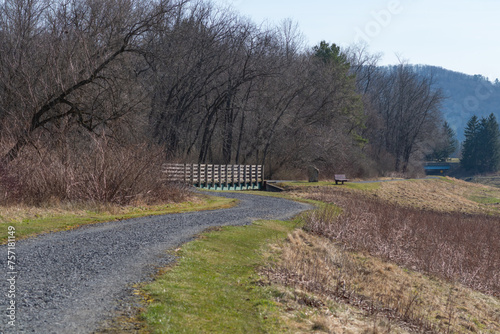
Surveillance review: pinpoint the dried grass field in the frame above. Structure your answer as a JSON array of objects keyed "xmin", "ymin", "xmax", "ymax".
[{"xmin": 262, "ymin": 178, "xmax": 500, "ymax": 333}]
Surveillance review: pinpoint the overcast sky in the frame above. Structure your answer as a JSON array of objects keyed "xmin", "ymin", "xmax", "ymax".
[{"xmin": 213, "ymin": 0, "xmax": 500, "ymax": 81}]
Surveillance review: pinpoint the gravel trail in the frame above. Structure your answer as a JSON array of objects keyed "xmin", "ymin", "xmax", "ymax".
[{"xmin": 0, "ymin": 192, "xmax": 311, "ymax": 334}]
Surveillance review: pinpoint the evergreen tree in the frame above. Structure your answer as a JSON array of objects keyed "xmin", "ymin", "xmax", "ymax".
[
  {"xmin": 444, "ymin": 122, "xmax": 459, "ymax": 159},
  {"xmin": 313, "ymin": 41, "xmax": 349, "ymax": 69},
  {"xmin": 477, "ymin": 114, "xmax": 500, "ymax": 172},
  {"xmin": 461, "ymin": 114, "xmax": 500, "ymax": 173},
  {"xmin": 461, "ymin": 115, "xmax": 480, "ymax": 171}
]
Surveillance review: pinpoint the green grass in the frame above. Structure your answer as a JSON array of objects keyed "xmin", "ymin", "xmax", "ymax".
[
  {"xmin": 344, "ymin": 182, "xmax": 380, "ymax": 191},
  {"xmin": 469, "ymin": 194, "xmax": 500, "ymax": 205},
  {"xmin": 201, "ymin": 188, "xmax": 326, "ymax": 209},
  {"xmin": 437, "ymin": 176, "xmax": 456, "ymax": 183},
  {"xmin": 276, "ymin": 180, "xmax": 380, "ymax": 191},
  {"xmin": 141, "ymin": 218, "xmax": 302, "ymax": 333},
  {"xmin": 0, "ymin": 196, "xmax": 236, "ymax": 243},
  {"xmin": 466, "ymin": 184, "xmax": 500, "ymax": 206},
  {"xmin": 277, "ymin": 180, "xmax": 339, "ymax": 187}
]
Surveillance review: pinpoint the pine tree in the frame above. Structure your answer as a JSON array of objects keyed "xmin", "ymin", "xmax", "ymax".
[
  {"xmin": 477, "ymin": 114, "xmax": 500, "ymax": 172},
  {"xmin": 461, "ymin": 114, "xmax": 500, "ymax": 173},
  {"xmin": 461, "ymin": 115, "xmax": 480, "ymax": 171}
]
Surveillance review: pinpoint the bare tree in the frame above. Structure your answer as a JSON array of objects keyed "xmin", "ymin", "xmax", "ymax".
[
  {"xmin": 0, "ymin": 0, "xmax": 181, "ymax": 164},
  {"xmin": 148, "ymin": 3, "xmax": 281, "ymax": 164},
  {"xmin": 367, "ymin": 64, "xmax": 444, "ymax": 172}
]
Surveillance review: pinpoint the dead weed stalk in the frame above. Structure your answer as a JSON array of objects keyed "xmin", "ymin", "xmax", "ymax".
[{"xmin": 304, "ymin": 190, "xmax": 500, "ymax": 297}]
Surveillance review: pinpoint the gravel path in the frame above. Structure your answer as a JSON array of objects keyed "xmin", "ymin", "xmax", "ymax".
[{"xmin": 0, "ymin": 192, "xmax": 311, "ymax": 334}]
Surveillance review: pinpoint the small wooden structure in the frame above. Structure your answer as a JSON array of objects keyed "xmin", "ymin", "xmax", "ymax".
[
  {"xmin": 163, "ymin": 163, "xmax": 264, "ymax": 190},
  {"xmin": 334, "ymin": 174, "xmax": 349, "ymax": 185}
]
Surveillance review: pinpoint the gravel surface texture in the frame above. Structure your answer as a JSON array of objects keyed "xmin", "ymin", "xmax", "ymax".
[{"xmin": 0, "ymin": 192, "xmax": 311, "ymax": 334}]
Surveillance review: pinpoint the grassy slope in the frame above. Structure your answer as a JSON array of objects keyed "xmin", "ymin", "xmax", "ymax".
[
  {"xmin": 282, "ymin": 176, "xmax": 500, "ymax": 215},
  {"xmin": 0, "ymin": 195, "xmax": 236, "ymax": 243},
  {"xmin": 373, "ymin": 177, "xmax": 500, "ymax": 214}
]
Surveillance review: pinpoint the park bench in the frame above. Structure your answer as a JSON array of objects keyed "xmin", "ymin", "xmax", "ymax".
[{"xmin": 334, "ymin": 174, "xmax": 349, "ymax": 185}]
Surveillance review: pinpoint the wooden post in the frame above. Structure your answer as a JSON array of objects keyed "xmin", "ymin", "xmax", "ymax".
[
  {"xmin": 218, "ymin": 164, "xmax": 222, "ymax": 188},
  {"xmin": 238, "ymin": 165, "xmax": 241, "ymax": 187},
  {"xmin": 190, "ymin": 164, "xmax": 194, "ymax": 185},
  {"xmin": 204, "ymin": 164, "xmax": 208, "ymax": 187},
  {"xmin": 224, "ymin": 165, "xmax": 228, "ymax": 188},
  {"xmin": 231, "ymin": 165, "xmax": 235, "ymax": 188},
  {"xmin": 243, "ymin": 165, "xmax": 247, "ymax": 189},
  {"xmin": 211, "ymin": 164, "xmax": 215, "ymax": 187},
  {"xmin": 198, "ymin": 164, "xmax": 202, "ymax": 187}
]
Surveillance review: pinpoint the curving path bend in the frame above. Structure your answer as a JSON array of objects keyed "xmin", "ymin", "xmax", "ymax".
[{"xmin": 0, "ymin": 192, "xmax": 311, "ymax": 334}]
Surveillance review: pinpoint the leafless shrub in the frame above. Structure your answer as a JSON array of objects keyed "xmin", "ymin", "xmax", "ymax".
[
  {"xmin": 304, "ymin": 190, "xmax": 500, "ymax": 297},
  {"xmin": 0, "ymin": 137, "xmax": 189, "ymax": 206}
]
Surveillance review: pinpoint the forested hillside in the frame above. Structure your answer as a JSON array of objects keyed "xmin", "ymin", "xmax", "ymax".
[
  {"xmin": 0, "ymin": 0, "xmax": 450, "ymax": 205},
  {"xmin": 411, "ymin": 65, "xmax": 500, "ymax": 143}
]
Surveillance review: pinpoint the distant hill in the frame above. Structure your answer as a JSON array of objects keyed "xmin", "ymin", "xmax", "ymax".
[{"xmin": 410, "ymin": 65, "xmax": 500, "ymax": 143}]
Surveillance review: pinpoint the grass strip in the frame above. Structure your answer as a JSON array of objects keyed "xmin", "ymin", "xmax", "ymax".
[
  {"xmin": 0, "ymin": 195, "xmax": 236, "ymax": 243},
  {"xmin": 141, "ymin": 219, "xmax": 302, "ymax": 334},
  {"xmin": 274, "ymin": 180, "xmax": 381, "ymax": 192}
]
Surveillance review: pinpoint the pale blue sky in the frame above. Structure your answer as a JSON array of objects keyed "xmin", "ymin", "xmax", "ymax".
[{"xmin": 214, "ymin": 0, "xmax": 500, "ymax": 81}]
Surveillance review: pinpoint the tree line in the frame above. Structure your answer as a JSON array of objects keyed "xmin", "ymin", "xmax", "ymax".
[{"xmin": 0, "ymin": 0, "xmax": 449, "ymax": 183}]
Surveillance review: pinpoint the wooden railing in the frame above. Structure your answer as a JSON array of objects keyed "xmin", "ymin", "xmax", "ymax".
[{"xmin": 163, "ymin": 164, "xmax": 264, "ymax": 190}]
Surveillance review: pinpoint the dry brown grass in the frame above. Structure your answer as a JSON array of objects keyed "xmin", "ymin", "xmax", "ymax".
[
  {"xmin": 303, "ymin": 191, "xmax": 500, "ymax": 297},
  {"xmin": 263, "ymin": 230, "xmax": 500, "ymax": 333},
  {"xmin": 373, "ymin": 178, "xmax": 500, "ymax": 214},
  {"xmin": 284, "ymin": 177, "xmax": 500, "ymax": 215}
]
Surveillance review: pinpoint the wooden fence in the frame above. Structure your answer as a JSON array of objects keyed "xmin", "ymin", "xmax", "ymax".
[{"xmin": 163, "ymin": 164, "xmax": 264, "ymax": 190}]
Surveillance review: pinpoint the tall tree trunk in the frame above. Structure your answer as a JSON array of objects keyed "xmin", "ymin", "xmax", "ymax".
[
  {"xmin": 222, "ymin": 91, "xmax": 234, "ymax": 164},
  {"xmin": 235, "ymin": 109, "xmax": 245, "ymax": 164},
  {"xmin": 198, "ymin": 110, "xmax": 218, "ymax": 163}
]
